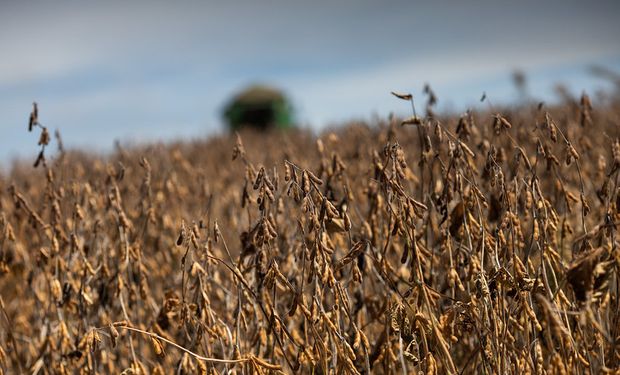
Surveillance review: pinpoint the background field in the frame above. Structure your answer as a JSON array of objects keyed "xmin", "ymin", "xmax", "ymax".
[{"xmin": 0, "ymin": 90, "xmax": 619, "ymax": 374}]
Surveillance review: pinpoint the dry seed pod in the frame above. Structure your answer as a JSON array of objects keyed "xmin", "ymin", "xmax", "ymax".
[
  {"xmin": 118, "ymin": 211, "xmax": 132, "ymax": 231},
  {"xmin": 213, "ymin": 220, "xmax": 220, "ymax": 243},
  {"xmin": 50, "ymin": 278, "xmax": 63, "ymax": 303},
  {"xmin": 176, "ymin": 221, "xmax": 186, "ymax": 246},
  {"xmin": 264, "ymin": 174, "xmax": 275, "ymax": 191},
  {"xmin": 424, "ymin": 83, "xmax": 437, "ymax": 106},
  {"xmin": 424, "ymin": 134, "xmax": 433, "ymax": 152},
  {"xmin": 536, "ymin": 139, "xmax": 546, "ymax": 156},
  {"xmin": 581, "ymin": 92, "xmax": 592, "ymax": 109},
  {"xmin": 351, "ymin": 262, "xmax": 362, "ymax": 283},
  {"xmin": 85, "ymin": 329, "xmax": 101, "ymax": 353},
  {"xmin": 499, "ymin": 115, "xmax": 512, "ymax": 130},
  {"xmin": 150, "ymin": 336, "xmax": 165, "ymax": 357},
  {"xmin": 316, "ymin": 138, "xmax": 325, "ymax": 154},
  {"xmin": 426, "ymin": 353, "xmax": 437, "ymax": 375},
  {"xmin": 343, "ymin": 212, "xmax": 351, "ymax": 231},
  {"xmin": 545, "ymin": 113, "xmax": 558, "ymax": 142},
  {"xmin": 265, "ymin": 185, "xmax": 275, "ymax": 202},
  {"xmin": 307, "ymin": 170, "xmax": 323, "ymax": 185},
  {"xmin": 38, "ymin": 128, "xmax": 50, "ymax": 146},
  {"xmin": 253, "ymin": 167, "xmax": 264, "ymax": 190},
  {"xmin": 33, "ymin": 150, "xmax": 45, "ymax": 168},
  {"xmin": 434, "ymin": 122, "xmax": 444, "ymax": 143},
  {"xmin": 108, "ymin": 324, "xmax": 119, "ymax": 348},
  {"xmin": 581, "ymin": 194, "xmax": 590, "ymax": 217},
  {"xmin": 301, "ymin": 195, "xmax": 310, "ymax": 213},
  {"xmin": 401, "ymin": 116, "xmax": 422, "ymax": 126},
  {"xmin": 265, "ymin": 217, "xmax": 277, "ymax": 238},
  {"xmin": 325, "ymin": 199, "xmax": 339, "ymax": 218},
  {"xmin": 580, "ymin": 93, "xmax": 593, "ymax": 127},
  {"xmin": 256, "ymin": 183, "xmax": 265, "ymax": 207},
  {"xmin": 191, "ymin": 223, "xmax": 201, "ymax": 240},
  {"xmin": 301, "ymin": 170, "xmax": 310, "ymax": 195},
  {"xmin": 232, "ymin": 132, "xmax": 245, "ymax": 160},
  {"xmin": 391, "ymin": 91, "xmax": 412, "ymax": 100},
  {"xmin": 29, "ymin": 102, "xmax": 39, "ymax": 131},
  {"xmin": 0, "ymin": 344, "xmax": 7, "ymax": 368},
  {"xmin": 612, "ymin": 138, "xmax": 620, "ymax": 164},
  {"xmin": 400, "ymin": 240, "xmax": 410, "ymax": 264},
  {"xmin": 493, "ymin": 116, "xmax": 502, "ymax": 135},
  {"xmin": 456, "ymin": 116, "xmax": 471, "ymax": 139},
  {"xmin": 284, "ymin": 162, "xmax": 291, "ymax": 181},
  {"xmin": 568, "ymin": 143, "xmax": 579, "ymax": 160}
]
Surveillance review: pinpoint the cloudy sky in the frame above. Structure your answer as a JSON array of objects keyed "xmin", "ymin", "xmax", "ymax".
[{"xmin": 1, "ymin": 0, "xmax": 619, "ymax": 165}]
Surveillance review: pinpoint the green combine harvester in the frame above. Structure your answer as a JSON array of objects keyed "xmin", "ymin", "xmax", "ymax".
[{"xmin": 223, "ymin": 85, "xmax": 294, "ymax": 131}]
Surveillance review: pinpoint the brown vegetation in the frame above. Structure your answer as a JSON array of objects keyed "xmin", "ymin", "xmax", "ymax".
[{"xmin": 0, "ymin": 91, "xmax": 619, "ymax": 374}]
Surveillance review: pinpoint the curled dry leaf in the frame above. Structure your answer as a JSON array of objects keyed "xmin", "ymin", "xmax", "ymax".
[{"xmin": 567, "ymin": 247, "xmax": 605, "ymax": 302}]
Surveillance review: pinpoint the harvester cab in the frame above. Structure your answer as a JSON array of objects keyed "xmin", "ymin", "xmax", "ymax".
[{"xmin": 223, "ymin": 85, "xmax": 294, "ymax": 131}]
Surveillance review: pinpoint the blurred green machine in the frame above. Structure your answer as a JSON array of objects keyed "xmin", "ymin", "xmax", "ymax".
[{"xmin": 223, "ymin": 85, "xmax": 294, "ymax": 131}]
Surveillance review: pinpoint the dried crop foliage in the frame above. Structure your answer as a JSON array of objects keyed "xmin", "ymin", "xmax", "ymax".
[{"xmin": 1, "ymin": 92, "xmax": 620, "ymax": 374}]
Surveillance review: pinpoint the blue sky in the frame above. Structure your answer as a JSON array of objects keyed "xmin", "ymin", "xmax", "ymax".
[{"xmin": 1, "ymin": 0, "xmax": 619, "ymax": 166}]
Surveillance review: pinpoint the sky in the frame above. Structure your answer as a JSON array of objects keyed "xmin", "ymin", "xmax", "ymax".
[{"xmin": 1, "ymin": 0, "xmax": 619, "ymax": 166}]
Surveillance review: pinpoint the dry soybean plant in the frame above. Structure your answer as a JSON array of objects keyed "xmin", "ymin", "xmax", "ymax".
[{"xmin": 0, "ymin": 91, "xmax": 619, "ymax": 374}]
